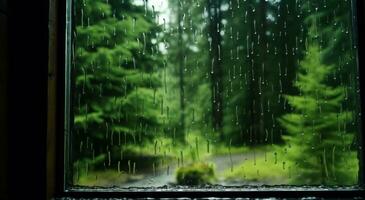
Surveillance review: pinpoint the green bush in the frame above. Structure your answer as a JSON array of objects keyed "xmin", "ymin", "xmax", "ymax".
[{"xmin": 176, "ymin": 162, "xmax": 216, "ymax": 185}]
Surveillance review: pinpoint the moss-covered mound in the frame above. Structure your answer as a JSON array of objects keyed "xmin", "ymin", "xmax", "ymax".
[{"xmin": 176, "ymin": 162, "xmax": 215, "ymax": 185}]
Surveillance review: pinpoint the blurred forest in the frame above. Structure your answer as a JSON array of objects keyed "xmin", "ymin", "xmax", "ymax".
[{"xmin": 71, "ymin": 0, "xmax": 360, "ymax": 187}]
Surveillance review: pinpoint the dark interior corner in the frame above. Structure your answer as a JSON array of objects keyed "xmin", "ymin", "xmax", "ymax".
[
  {"xmin": 1, "ymin": 0, "xmax": 49, "ymax": 199},
  {"xmin": 0, "ymin": 0, "xmax": 8, "ymax": 199}
]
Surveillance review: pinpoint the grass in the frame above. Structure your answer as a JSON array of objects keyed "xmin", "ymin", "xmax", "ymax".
[
  {"xmin": 223, "ymin": 145, "xmax": 293, "ymax": 185},
  {"xmin": 74, "ymin": 129, "xmax": 360, "ymax": 187},
  {"xmin": 212, "ymin": 143, "xmax": 274, "ymax": 155},
  {"xmin": 74, "ymin": 131, "xmax": 216, "ymax": 186},
  {"xmin": 74, "ymin": 132, "xmax": 288, "ymax": 186},
  {"xmin": 212, "ymin": 144, "xmax": 250, "ymax": 155},
  {"xmin": 224, "ymin": 144, "xmax": 359, "ymax": 185},
  {"xmin": 120, "ymin": 132, "xmax": 212, "ymax": 162},
  {"xmin": 75, "ymin": 170, "xmax": 131, "ymax": 187}
]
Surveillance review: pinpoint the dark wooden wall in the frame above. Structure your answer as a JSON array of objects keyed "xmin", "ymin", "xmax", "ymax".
[
  {"xmin": 0, "ymin": 0, "xmax": 8, "ymax": 199},
  {"xmin": 4, "ymin": 0, "xmax": 49, "ymax": 199}
]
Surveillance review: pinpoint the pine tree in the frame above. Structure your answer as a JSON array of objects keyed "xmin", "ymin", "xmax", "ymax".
[
  {"xmin": 166, "ymin": 0, "xmax": 212, "ymax": 143},
  {"xmin": 303, "ymin": 0, "xmax": 360, "ymax": 146},
  {"xmin": 278, "ymin": 44, "xmax": 355, "ymax": 185},
  {"xmin": 73, "ymin": 0, "xmax": 164, "ymax": 170}
]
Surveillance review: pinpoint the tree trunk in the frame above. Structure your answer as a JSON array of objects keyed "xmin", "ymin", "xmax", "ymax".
[
  {"xmin": 249, "ymin": 0, "xmax": 267, "ymax": 144},
  {"xmin": 177, "ymin": 0, "xmax": 186, "ymax": 143},
  {"xmin": 208, "ymin": 0, "xmax": 224, "ymax": 140},
  {"xmin": 274, "ymin": 0, "xmax": 300, "ymax": 144}
]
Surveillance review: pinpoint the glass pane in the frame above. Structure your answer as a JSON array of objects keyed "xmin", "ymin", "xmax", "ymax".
[{"xmin": 68, "ymin": 0, "xmax": 361, "ymax": 188}]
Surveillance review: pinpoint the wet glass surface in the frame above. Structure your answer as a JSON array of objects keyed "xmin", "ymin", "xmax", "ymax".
[{"xmin": 67, "ymin": 0, "xmax": 361, "ymax": 189}]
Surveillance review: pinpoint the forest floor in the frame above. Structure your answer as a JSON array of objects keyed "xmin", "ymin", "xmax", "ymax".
[
  {"xmin": 76, "ymin": 144, "xmax": 358, "ymax": 187},
  {"xmin": 118, "ymin": 151, "xmax": 265, "ymax": 187}
]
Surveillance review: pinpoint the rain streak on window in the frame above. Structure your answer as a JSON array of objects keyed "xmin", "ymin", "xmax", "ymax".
[{"xmin": 69, "ymin": 0, "xmax": 361, "ymax": 188}]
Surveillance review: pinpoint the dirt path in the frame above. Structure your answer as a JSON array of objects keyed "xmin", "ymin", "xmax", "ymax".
[{"xmin": 118, "ymin": 152, "xmax": 261, "ymax": 188}]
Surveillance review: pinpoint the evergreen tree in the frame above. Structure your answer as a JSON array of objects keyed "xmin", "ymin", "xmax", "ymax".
[
  {"xmin": 278, "ymin": 44, "xmax": 355, "ymax": 185},
  {"xmin": 221, "ymin": 0, "xmax": 303, "ymax": 146},
  {"xmin": 303, "ymin": 0, "xmax": 360, "ymax": 145},
  {"xmin": 166, "ymin": 0, "xmax": 213, "ymax": 142},
  {"xmin": 207, "ymin": 0, "xmax": 224, "ymax": 140},
  {"xmin": 73, "ymin": 0, "xmax": 164, "ymax": 170}
]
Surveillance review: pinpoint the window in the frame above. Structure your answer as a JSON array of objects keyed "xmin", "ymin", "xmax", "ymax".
[{"xmin": 63, "ymin": 0, "xmax": 364, "ymax": 196}]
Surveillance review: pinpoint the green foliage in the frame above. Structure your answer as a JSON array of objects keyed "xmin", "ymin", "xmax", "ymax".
[
  {"xmin": 73, "ymin": 0, "xmax": 165, "ymax": 172},
  {"xmin": 220, "ymin": 0, "xmax": 305, "ymax": 146},
  {"xmin": 164, "ymin": 0, "xmax": 212, "ymax": 143},
  {"xmin": 71, "ymin": 0, "xmax": 360, "ymax": 187},
  {"xmin": 176, "ymin": 162, "xmax": 216, "ymax": 185},
  {"xmin": 224, "ymin": 148, "xmax": 293, "ymax": 185},
  {"xmin": 75, "ymin": 170, "xmax": 129, "ymax": 187},
  {"xmin": 278, "ymin": 44, "xmax": 356, "ymax": 185},
  {"xmin": 224, "ymin": 145, "xmax": 358, "ymax": 185},
  {"xmin": 306, "ymin": 0, "xmax": 359, "ymax": 143}
]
